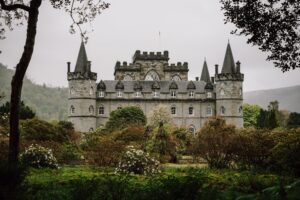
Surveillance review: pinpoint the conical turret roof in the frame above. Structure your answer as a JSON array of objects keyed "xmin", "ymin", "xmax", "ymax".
[
  {"xmin": 200, "ymin": 60, "xmax": 211, "ymax": 83},
  {"xmin": 221, "ymin": 42, "xmax": 235, "ymax": 74},
  {"xmin": 74, "ymin": 41, "xmax": 89, "ymax": 73}
]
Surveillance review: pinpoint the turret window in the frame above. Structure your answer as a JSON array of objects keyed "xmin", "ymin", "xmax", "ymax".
[
  {"xmin": 89, "ymin": 87, "xmax": 94, "ymax": 96},
  {"xmin": 189, "ymin": 91, "xmax": 194, "ymax": 98},
  {"xmin": 89, "ymin": 105, "xmax": 94, "ymax": 114},
  {"xmin": 189, "ymin": 106, "xmax": 194, "ymax": 116},
  {"xmin": 206, "ymin": 106, "xmax": 212, "ymax": 116},
  {"xmin": 171, "ymin": 106, "xmax": 176, "ymax": 115},
  {"xmin": 220, "ymin": 106, "xmax": 226, "ymax": 115},
  {"xmin": 239, "ymin": 106, "xmax": 243, "ymax": 114},
  {"xmin": 70, "ymin": 87, "xmax": 75, "ymax": 95},
  {"xmin": 220, "ymin": 89, "xmax": 225, "ymax": 96},
  {"xmin": 239, "ymin": 88, "xmax": 243, "ymax": 96},
  {"xmin": 99, "ymin": 106, "xmax": 104, "ymax": 115},
  {"xmin": 70, "ymin": 105, "xmax": 75, "ymax": 114}
]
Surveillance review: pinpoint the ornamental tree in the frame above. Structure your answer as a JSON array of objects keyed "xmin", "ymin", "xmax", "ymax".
[
  {"xmin": 0, "ymin": 0, "xmax": 109, "ymax": 168},
  {"xmin": 220, "ymin": 0, "xmax": 300, "ymax": 71}
]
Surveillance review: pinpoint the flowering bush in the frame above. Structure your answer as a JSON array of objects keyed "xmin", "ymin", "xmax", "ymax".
[
  {"xmin": 116, "ymin": 146, "xmax": 160, "ymax": 175},
  {"xmin": 20, "ymin": 144, "xmax": 58, "ymax": 169}
]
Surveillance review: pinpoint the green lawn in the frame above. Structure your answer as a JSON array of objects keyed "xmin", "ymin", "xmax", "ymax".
[{"xmin": 19, "ymin": 165, "xmax": 299, "ymax": 200}]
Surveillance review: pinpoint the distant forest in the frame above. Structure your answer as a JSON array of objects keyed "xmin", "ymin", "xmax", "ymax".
[{"xmin": 0, "ymin": 63, "xmax": 68, "ymax": 121}]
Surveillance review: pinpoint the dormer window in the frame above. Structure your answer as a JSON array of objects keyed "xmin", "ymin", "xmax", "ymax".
[
  {"xmin": 153, "ymin": 91, "xmax": 160, "ymax": 98},
  {"xmin": 99, "ymin": 91, "xmax": 105, "ymax": 98},
  {"xmin": 117, "ymin": 91, "xmax": 123, "ymax": 97},
  {"xmin": 207, "ymin": 92, "xmax": 212, "ymax": 98},
  {"xmin": 189, "ymin": 91, "xmax": 194, "ymax": 98},
  {"xmin": 171, "ymin": 91, "xmax": 176, "ymax": 98},
  {"xmin": 135, "ymin": 91, "xmax": 142, "ymax": 98}
]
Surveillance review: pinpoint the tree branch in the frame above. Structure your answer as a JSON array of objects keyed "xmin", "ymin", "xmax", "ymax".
[{"xmin": 0, "ymin": 0, "xmax": 30, "ymax": 12}]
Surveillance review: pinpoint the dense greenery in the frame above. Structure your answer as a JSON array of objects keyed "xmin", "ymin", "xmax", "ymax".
[
  {"xmin": 17, "ymin": 166, "xmax": 299, "ymax": 200},
  {"xmin": 0, "ymin": 101, "xmax": 35, "ymax": 120},
  {"xmin": 243, "ymin": 103, "xmax": 261, "ymax": 128},
  {"xmin": 287, "ymin": 112, "xmax": 300, "ymax": 129}
]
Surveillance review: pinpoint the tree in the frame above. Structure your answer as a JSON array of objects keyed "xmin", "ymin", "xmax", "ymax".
[
  {"xmin": 0, "ymin": 101, "xmax": 35, "ymax": 120},
  {"xmin": 243, "ymin": 103, "xmax": 261, "ymax": 128},
  {"xmin": 220, "ymin": 0, "xmax": 300, "ymax": 71},
  {"xmin": 287, "ymin": 112, "xmax": 300, "ymax": 128},
  {"xmin": 148, "ymin": 104, "xmax": 173, "ymax": 127},
  {"xmin": 105, "ymin": 106, "xmax": 147, "ymax": 131},
  {"xmin": 0, "ymin": 0, "xmax": 109, "ymax": 168},
  {"xmin": 256, "ymin": 109, "xmax": 267, "ymax": 129}
]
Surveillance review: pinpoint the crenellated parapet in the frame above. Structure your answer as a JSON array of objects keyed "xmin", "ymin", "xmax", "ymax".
[
  {"xmin": 133, "ymin": 50, "xmax": 169, "ymax": 62},
  {"xmin": 114, "ymin": 61, "xmax": 141, "ymax": 76},
  {"xmin": 67, "ymin": 71, "xmax": 97, "ymax": 81},
  {"xmin": 215, "ymin": 73, "xmax": 244, "ymax": 82},
  {"xmin": 164, "ymin": 62, "xmax": 189, "ymax": 72}
]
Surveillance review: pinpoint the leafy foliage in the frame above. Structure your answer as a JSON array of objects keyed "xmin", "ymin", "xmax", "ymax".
[
  {"xmin": 20, "ymin": 144, "xmax": 58, "ymax": 169},
  {"xmin": 287, "ymin": 112, "xmax": 300, "ymax": 128},
  {"xmin": 220, "ymin": 0, "xmax": 300, "ymax": 71},
  {"xmin": 148, "ymin": 105, "xmax": 173, "ymax": 127},
  {"xmin": 105, "ymin": 106, "xmax": 147, "ymax": 131},
  {"xmin": 0, "ymin": 101, "xmax": 35, "ymax": 120},
  {"xmin": 116, "ymin": 146, "xmax": 160, "ymax": 175},
  {"xmin": 243, "ymin": 103, "xmax": 261, "ymax": 128}
]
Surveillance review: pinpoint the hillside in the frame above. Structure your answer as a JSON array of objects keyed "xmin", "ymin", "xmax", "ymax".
[
  {"xmin": 0, "ymin": 63, "xmax": 68, "ymax": 121},
  {"xmin": 244, "ymin": 85, "xmax": 300, "ymax": 112}
]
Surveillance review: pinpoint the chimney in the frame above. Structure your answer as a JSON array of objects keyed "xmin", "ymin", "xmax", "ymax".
[
  {"xmin": 236, "ymin": 61, "xmax": 241, "ymax": 73},
  {"xmin": 67, "ymin": 62, "xmax": 71, "ymax": 73},
  {"xmin": 195, "ymin": 77, "xmax": 199, "ymax": 81},
  {"xmin": 215, "ymin": 64, "xmax": 219, "ymax": 75}
]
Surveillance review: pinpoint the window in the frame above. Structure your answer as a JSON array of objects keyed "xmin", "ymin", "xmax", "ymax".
[
  {"xmin": 135, "ymin": 91, "xmax": 142, "ymax": 97},
  {"xmin": 70, "ymin": 105, "xmax": 75, "ymax": 114},
  {"xmin": 239, "ymin": 88, "xmax": 243, "ymax": 96},
  {"xmin": 207, "ymin": 92, "xmax": 212, "ymax": 98},
  {"xmin": 153, "ymin": 91, "xmax": 160, "ymax": 98},
  {"xmin": 145, "ymin": 70, "xmax": 160, "ymax": 81},
  {"xmin": 89, "ymin": 105, "xmax": 94, "ymax": 114},
  {"xmin": 220, "ymin": 106, "xmax": 226, "ymax": 115},
  {"xmin": 171, "ymin": 75, "xmax": 181, "ymax": 81},
  {"xmin": 206, "ymin": 106, "xmax": 212, "ymax": 116},
  {"xmin": 171, "ymin": 91, "xmax": 176, "ymax": 98},
  {"xmin": 220, "ymin": 89, "xmax": 225, "ymax": 96},
  {"xmin": 171, "ymin": 106, "xmax": 176, "ymax": 115},
  {"xmin": 99, "ymin": 91, "xmax": 105, "ymax": 97},
  {"xmin": 117, "ymin": 91, "xmax": 122, "ymax": 97},
  {"xmin": 70, "ymin": 87, "xmax": 75, "ymax": 95},
  {"xmin": 189, "ymin": 91, "xmax": 194, "ymax": 98},
  {"xmin": 117, "ymin": 106, "xmax": 122, "ymax": 110},
  {"xmin": 188, "ymin": 125, "xmax": 196, "ymax": 135},
  {"xmin": 239, "ymin": 106, "xmax": 243, "ymax": 114},
  {"xmin": 99, "ymin": 106, "xmax": 104, "ymax": 115},
  {"xmin": 189, "ymin": 106, "xmax": 194, "ymax": 116},
  {"xmin": 89, "ymin": 87, "xmax": 94, "ymax": 95}
]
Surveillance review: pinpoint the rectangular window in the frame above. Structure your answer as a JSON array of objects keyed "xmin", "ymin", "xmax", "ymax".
[
  {"xmin": 189, "ymin": 91, "xmax": 194, "ymax": 98},
  {"xmin": 207, "ymin": 92, "xmax": 212, "ymax": 98},
  {"xmin": 171, "ymin": 107, "xmax": 176, "ymax": 115},
  {"xmin": 135, "ymin": 91, "xmax": 141, "ymax": 97},
  {"xmin": 153, "ymin": 91, "xmax": 159, "ymax": 98},
  {"xmin": 99, "ymin": 91, "xmax": 105, "ymax": 97},
  {"xmin": 189, "ymin": 107, "xmax": 194, "ymax": 115},
  {"xmin": 117, "ymin": 91, "xmax": 122, "ymax": 97},
  {"xmin": 206, "ymin": 106, "xmax": 212, "ymax": 116},
  {"xmin": 99, "ymin": 107, "xmax": 104, "ymax": 115},
  {"xmin": 171, "ymin": 91, "xmax": 176, "ymax": 98}
]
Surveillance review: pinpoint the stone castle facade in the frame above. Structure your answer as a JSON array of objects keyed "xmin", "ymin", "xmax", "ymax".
[{"xmin": 67, "ymin": 42, "xmax": 244, "ymax": 133}]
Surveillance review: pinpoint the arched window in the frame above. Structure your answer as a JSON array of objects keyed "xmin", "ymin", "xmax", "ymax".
[
  {"xmin": 220, "ymin": 88, "xmax": 225, "ymax": 96},
  {"xmin": 89, "ymin": 105, "xmax": 94, "ymax": 114},
  {"xmin": 220, "ymin": 106, "xmax": 226, "ymax": 115},
  {"xmin": 239, "ymin": 106, "xmax": 243, "ymax": 114},
  {"xmin": 99, "ymin": 105, "xmax": 104, "ymax": 115},
  {"xmin": 171, "ymin": 105, "xmax": 176, "ymax": 115},
  {"xmin": 70, "ymin": 87, "xmax": 75, "ymax": 95},
  {"xmin": 206, "ymin": 106, "xmax": 212, "ymax": 116},
  {"xmin": 89, "ymin": 87, "xmax": 94, "ymax": 96},
  {"xmin": 145, "ymin": 70, "xmax": 160, "ymax": 81},
  {"xmin": 70, "ymin": 105, "xmax": 75, "ymax": 114},
  {"xmin": 123, "ymin": 74, "xmax": 133, "ymax": 81},
  {"xmin": 188, "ymin": 125, "xmax": 196, "ymax": 135},
  {"xmin": 188, "ymin": 106, "xmax": 194, "ymax": 116},
  {"xmin": 171, "ymin": 75, "xmax": 181, "ymax": 81},
  {"xmin": 239, "ymin": 88, "xmax": 243, "ymax": 96}
]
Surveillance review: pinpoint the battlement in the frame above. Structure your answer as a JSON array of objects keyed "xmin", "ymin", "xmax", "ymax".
[
  {"xmin": 215, "ymin": 73, "xmax": 244, "ymax": 82},
  {"xmin": 67, "ymin": 71, "xmax": 97, "ymax": 81},
  {"xmin": 164, "ymin": 62, "xmax": 189, "ymax": 72},
  {"xmin": 133, "ymin": 50, "xmax": 169, "ymax": 62},
  {"xmin": 114, "ymin": 61, "xmax": 141, "ymax": 71}
]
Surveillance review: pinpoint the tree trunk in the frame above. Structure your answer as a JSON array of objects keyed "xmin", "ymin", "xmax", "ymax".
[{"xmin": 9, "ymin": 0, "xmax": 42, "ymax": 169}]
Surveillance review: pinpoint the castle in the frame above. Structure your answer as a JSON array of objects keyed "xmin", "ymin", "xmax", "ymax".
[{"xmin": 67, "ymin": 42, "xmax": 244, "ymax": 133}]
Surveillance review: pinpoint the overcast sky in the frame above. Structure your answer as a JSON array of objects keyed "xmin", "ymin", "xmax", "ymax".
[{"xmin": 0, "ymin": 0, "xmax": 299, "ymax": 92}]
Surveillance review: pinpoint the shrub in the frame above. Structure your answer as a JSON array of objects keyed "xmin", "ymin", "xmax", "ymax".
[
  {"xmin": 116, "ymin": 146, "xmax": 160, "ymax": 175},
  {"xmin": 20, "ymin": 144, "xmax": 58, "ymax": 169},
  {"xmin": 192, "ymin": 117, "xmax": 235, "ymax": 169},
  {"xmin": 113, "ymin": 124, "xmax": 145, "ymax": 144},
  {"xmin": 148, "ymin": 105, "xmax": 173, "ymax": 127},
  {"xmin": 105, "ymin": 106, "xmax": 147, "ymax": 131},
  {"xmin": 60, "ymin": 143, "xmax": 83, "ymax": 164}
]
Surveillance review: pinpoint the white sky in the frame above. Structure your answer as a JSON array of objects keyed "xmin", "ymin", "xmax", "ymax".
[{"xmin": 0, "ymin": 0, "xmax": 299, "ymax": 92}]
